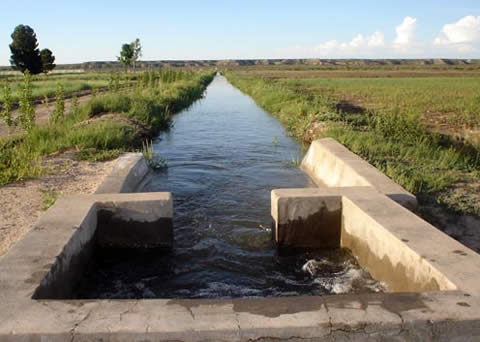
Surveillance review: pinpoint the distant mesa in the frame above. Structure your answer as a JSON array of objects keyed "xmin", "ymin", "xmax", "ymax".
[{"xmin": 1, "ymin": 58, "xmax": 479, "ymax": 71}]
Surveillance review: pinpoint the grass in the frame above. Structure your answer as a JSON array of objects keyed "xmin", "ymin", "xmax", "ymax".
[
  {"xmin": 142, "ymin": 139, "xmax": 168, "ymax": 170},
  {"xmin": 0, "ymin": 70, "xmax": 215, "ymax": 186},
  {"xmin": 224, "ymin": 70, "xmax": 480, "ymax": 216},
  {"xmin": 0, "ymin": 72, "xmax": 112, "ymax": 104},
  {"xmin": 40, "ymin": 188, "xmax": 59, "ymax": 210}
]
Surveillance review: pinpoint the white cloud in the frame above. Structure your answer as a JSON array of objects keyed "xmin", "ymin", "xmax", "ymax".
[
  {"xmin": 434, "ymin": 16, "xmax": 480, "ymax": 52},
  {"xmin": 394, "ymin": 16, "xmax": 417, "ymax": 47},
  {"xmin": 308, "ymin": 32, "xmax": 385, "ymax": 57},
  {"xmin": 276, "ymin": 16, "xmax": 480, "ymax": 59},
  {"xmin": 368, "ymin": 32, "xmax": 385, "ymax": 47}
]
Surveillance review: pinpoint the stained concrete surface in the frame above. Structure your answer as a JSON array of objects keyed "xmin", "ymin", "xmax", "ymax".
[
  {"xmin": 301, "ymin": 138, "xmax": 417, "ymax": 210},
  {"xmin": 271, "ymin": 187, "xmax": 460, "ymax": 293}
]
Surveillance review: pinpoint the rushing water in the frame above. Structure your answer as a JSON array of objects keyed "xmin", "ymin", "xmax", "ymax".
[{"xmin": 75, "ymin": 75, "xmax": 384, "ymax": 299}]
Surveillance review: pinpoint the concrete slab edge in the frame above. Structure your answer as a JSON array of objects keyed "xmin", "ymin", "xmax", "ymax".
[
  {"xmin": 301, "ymin": 138, "xmax": 418, "ymax": 210},
  {"xmin": 95, "ymin": 153, "xmax": 151, "ymax": 194}
]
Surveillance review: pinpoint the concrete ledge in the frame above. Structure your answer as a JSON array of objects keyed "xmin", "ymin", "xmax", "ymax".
[
  {"xmin": 301, "ymin": 138, "xmax": 417, "ymax": 210},
  {"xmin": 0, "ymin": 192, "xmax": 173, "ymax": 300},
  {"xmin": 95, "ymin": 153, "xmax": 151, "ymax": 194}
]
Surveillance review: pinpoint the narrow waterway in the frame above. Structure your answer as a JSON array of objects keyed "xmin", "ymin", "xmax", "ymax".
[{"xmin": 76, "ymin": 75, "xmax": 383, "ymax": 299}]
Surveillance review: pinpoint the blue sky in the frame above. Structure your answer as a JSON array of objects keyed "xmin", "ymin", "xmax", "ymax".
[{"xmin": 1, "ymin": 0, "xmax": 479, "ymax": 65}]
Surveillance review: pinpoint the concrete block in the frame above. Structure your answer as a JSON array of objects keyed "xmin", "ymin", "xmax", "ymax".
[
  {"xmin": 0, "ymin": 192, "xmax": 175, "ymax": 300},
  {"xmin": 95, "ymin": 153, "xmax": 151, "ymax": 194},
  {"xmin": 270, "ymin": 187, "xmax": 480, "ymax": 294},
  {"xmin": 301, "ymin": 138, "xmax": 417, "ymax": 210},
  {"xmin": 271, "ymin": 188, "xmax": 342, "ymax": 248},
  {"xmin": 94, "ymin": 192, "xmax": 173, "ymax": 248}
]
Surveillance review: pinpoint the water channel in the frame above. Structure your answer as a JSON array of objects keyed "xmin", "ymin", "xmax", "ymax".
[{"xmin": 76, "ymin": 75, "xmax": 384, "ymax": 299}]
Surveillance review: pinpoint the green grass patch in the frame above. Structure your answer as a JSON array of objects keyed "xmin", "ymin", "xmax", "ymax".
[{"xmin": 40, "ymin": 188, "xmax": 59, "ymax": 210}]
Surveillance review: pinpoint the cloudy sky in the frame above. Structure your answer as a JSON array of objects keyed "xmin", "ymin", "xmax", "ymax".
[{"xmin": 0, "ymin": 0, "xmax": 479, "ymax": 64}]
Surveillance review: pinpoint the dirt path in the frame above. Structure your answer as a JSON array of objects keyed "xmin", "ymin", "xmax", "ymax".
[
  {"xmin": 0, "ymin": 92, "xmax": 93, "ymax": 138},
  {"xmin": 0, "ymin": 152, "xmax": 116, "ymax": 257}
]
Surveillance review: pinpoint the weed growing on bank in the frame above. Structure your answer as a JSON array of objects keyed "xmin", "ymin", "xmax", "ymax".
[
  {"xmin": 1, "ymin": 80, "xmax": 13, "ymax": 128},
  {"xmin": 142, "ymin": 139, "xmax": 168, "ymax": 170},
  {"xmin": 40, "ymin": 188, "xmax": 59, "ymax": 210}
]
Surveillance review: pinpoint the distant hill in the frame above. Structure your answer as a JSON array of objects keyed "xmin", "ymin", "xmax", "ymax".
[{"xmin": 2, "ymin": 59, "xmax": 480, "ymax": 71}]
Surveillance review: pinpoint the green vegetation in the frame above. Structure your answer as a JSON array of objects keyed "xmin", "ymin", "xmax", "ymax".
[
  {"xmin": 9, "ymin": 25, "xmax": 55, "ymax": 74},
  {"xmin": 142, "ymin": 139, "xmax": 168, "ymax": 170},
  {"xmin": 117, "ymin": 38, "xmax": 142, "ymax": 72},
  {"xmin": 40, "ymin": 188, "xmax": 58, "ymax": 210},
  {"xmin": 0, "ymin": 73, "xmax": 110, "ymax": 104},
  {"xmin": 225, "ymin": 71, "xmax": 480, "ymax": 216},
  {"xmin": 18, "ymin": 71, "xmax": 35, "ymax": 131},
  {"xmin": 284, "ymin": 77, "xmax": 480, "ymax": 129},
  {"xmin": 0, "ymin": 70, "xmax": 214, "ymax": 186},
  {"xmin": 1, "ymin": 81, "xmax": 13, "ymax": 128},
  {"xmin": 51, "ymin": 83, "xmax": 65, "ymax": 124},
  {"xmin": 40, "ymin": 48, "xmax": 56, "ymax": 74}
]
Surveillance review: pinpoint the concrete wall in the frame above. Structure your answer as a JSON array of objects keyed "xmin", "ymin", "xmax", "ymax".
[
  {"xmin": 95, "ymin": 193, "xmax": 173, "ymax": 248},
  {"xmin": 271, "ymin": 187, "xmax": 460, "ymax": 292},
  {"xmin": 301, "ymin": 138, "xmax": 417, "ymax": 210},
  {"xmin": 340, "ymin": 192, "xmax": 457, "ymax": 292},
  {"xmin": 271, "ymin": 189, "xmax": 342, "ymax": 248},
  {"xmin": 29, "ymin": 193, "xmax": 173, "ymax": 299}
]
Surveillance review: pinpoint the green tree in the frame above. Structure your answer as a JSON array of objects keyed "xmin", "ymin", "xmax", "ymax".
[
  {"xmin": 118, "ymin": 43, "xmax": 134, "ymax": 71},
  {"xmin": 40, "ymin": 48, "xmax": 56, "ymax": 73},
  {"xmin": 9, "ymin": 25, "xmax": 43, "ymax": 74},
  {"xmin": 131, "ymin": 38, "xmax": 142, "ymax": 72}
]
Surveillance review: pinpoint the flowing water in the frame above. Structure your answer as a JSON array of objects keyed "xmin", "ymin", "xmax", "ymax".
[{"xmin": 75, "ymin": 75, "xmax": 384, "ymax": 299}]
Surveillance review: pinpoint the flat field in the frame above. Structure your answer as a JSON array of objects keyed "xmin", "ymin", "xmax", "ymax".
[
  {"xmin": 235, "ymin": 65, "xmax": 480, "ymax": 137},
  {"xmin": 0, "ymin": 73, "xmax": 110, "ymax": 104}
]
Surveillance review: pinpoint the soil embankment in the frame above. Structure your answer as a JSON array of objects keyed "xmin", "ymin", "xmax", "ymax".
[{"xmin": 0, "ymin": 152, "xmax": 115, "ymax": 257}]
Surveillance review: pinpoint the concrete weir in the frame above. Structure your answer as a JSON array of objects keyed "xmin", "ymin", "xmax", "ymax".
[{"xmin": 2, "ymin": 144, "xmax": 480, "ymax": 341}]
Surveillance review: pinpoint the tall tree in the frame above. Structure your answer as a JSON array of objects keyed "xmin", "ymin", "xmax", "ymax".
[
  {"xmin": 131, "ymin": 38, "xmax": 142, "ymax": 71},
  {"xmin": 9, "ymin": 25, "xmax": 43, "ymax": 74},
  {"xmin": 40, "ymin": 48, "xmax": 56, "ymax": 73},
  {"xmin": 118, "ymin": 43, "xmax": 134, "ymax": 71}
]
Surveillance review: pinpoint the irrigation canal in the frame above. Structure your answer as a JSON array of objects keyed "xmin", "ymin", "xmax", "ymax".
[{"xmin": 76, "ymin": 75, "xmax": 384, "ymax": 299}]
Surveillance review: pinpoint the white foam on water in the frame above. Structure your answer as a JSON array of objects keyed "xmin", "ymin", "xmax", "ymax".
[{"xmin": 303, "ymin": 258, "xmax": 386, "ymax": 294}]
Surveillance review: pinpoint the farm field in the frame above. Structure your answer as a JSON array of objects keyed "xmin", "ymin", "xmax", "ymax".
[
  {"xmin": 0, "ymin": 72, "xmax": 112, "ymax": 104},
  {"xmin": 224, "ymin": 66, "xmax": 480, "ymax": 228},
  {"xmin": 238, "ymin": 65, "xmax": 480, "ymax": 136}
]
